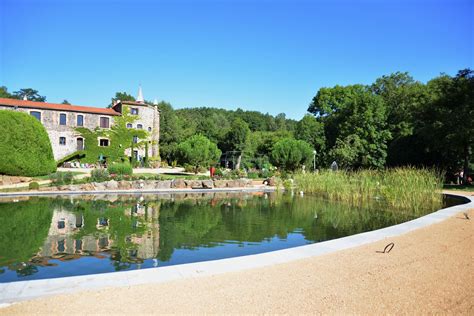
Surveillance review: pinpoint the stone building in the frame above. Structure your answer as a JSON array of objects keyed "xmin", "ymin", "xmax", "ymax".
[{"xmin": 0, "ymin": 87, "xmax": 160, "ymax": 162}]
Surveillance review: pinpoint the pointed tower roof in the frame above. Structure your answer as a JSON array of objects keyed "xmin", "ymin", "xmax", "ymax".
[
  {"xmin": 23, "ymin": 95, "xmax": 28, "ymax": 101},
  {"xmin": 136, "ymin": 85, "xmax": 144, "ymax": 103}
]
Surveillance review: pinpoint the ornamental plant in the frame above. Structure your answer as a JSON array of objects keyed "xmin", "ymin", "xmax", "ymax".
[{"xmin": 0, "ymin": 110, "xmax": 56, "ymax": 176}]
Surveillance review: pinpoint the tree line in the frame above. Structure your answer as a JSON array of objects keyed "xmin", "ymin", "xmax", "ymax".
[
  {"xmin": 2, "ymin": 68, "xmax": 472, "ymax": 180},
  {"xmin": 155, "ymin": 69, "xmax": 473, "ymax": 180}
]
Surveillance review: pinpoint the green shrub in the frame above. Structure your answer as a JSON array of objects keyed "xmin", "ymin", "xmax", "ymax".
[
  {"xmin": 28, "ymin": 182, "xmax": 40, "ymax": 190},
  {"xmin": 63, "ymin": 172, "xmax": 74, "ymax": 184},
  {"xmin": 49, "ymin": 172, "xmax": 74, "ymax": 186},
  {"xmin": 91, "ymin": 169, "xmax": 109, "ymax": 182},
  {"xmin": 271, "ymin": 137, "xmax": 313, "ymax": 171},
  {"xmin": 213, "ymin": 168, "xmax": 224, "ymax": 177},
  {"xmin": 0, "ymin": 110, "xmax": 56, "ymax": 176},
  {"xmin": 108, "ymin": 162, "xmax": 133, "ymax": 176},
  {"xmin": 177, "ymin": 135, "xmax": 221, "ymax": 174},
  {"xmin": 72, "ymin": 177, "xmax": 89, "ymax": 185},
  {"xmin": 247, "ymin": 172, "xmax": 260, "ymax": 179}
]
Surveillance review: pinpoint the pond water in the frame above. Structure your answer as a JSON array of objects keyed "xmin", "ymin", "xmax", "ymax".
[{"xmin": 0, "ymin": 192, "xmax": 463, "ymax": 282}]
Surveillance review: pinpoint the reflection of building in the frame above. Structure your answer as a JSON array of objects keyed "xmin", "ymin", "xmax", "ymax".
[
  {"xmin": 129, "ymin": 203, "xmax": 160, "ymax": 259},
  {"xmin": 39, "ymin": 209, "xmax": 111, "ymax": 258},
  {"xmin": 37, "ymin": 203, "xmax": 160, "ymax": 263}
]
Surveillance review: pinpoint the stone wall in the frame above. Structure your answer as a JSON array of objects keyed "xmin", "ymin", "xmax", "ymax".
[
  {"xmin": 123, "ymin": 104, "xmax": 160, "ymax": 159},
  {"xmin": 41, "ymin": 179, "xmax": 255, "ymax": 191},
  {"xmin": 0, "ymin": 105, "xmax": 116, "ymax": 160}
]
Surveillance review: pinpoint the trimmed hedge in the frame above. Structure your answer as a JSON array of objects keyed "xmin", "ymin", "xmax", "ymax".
[{"xmin": 0, "ymin": 110, "xmax": 56, "ymax": 176}]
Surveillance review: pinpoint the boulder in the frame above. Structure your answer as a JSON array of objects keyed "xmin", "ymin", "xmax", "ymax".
[
  {"xmin": 185, "ymin": 180, "xmax": 202, "ymax": 188},
  {"xmin": 18, "ymin": 177, "xmax": 31, "ymax": 183},
  {"xmin": 92, "ymin": 182, "xmax": 106, "ymax": 191},
  {"xmin": 1, "ymin": 176, "xmax": 13, "ymax": 186},
  {"xmin": 62, "ymin": 185, "xmax": 80, "ymax": 191},
  {"xmin": 202, "ymin": 180, "xmax": 214, "ymax": 189},
  {"xmin": 237, "ymin": 179, "xmax": 252, "ymax": 187},
  {"xmin": 171, "ymin": 178, "xmax": 186, "ymax": 189},
  {"xmin": 80, "ymin": 183, "xmax": 95, "ymax": 191},
  {"xmin": 105, "ymin": 180, "xmax": 118, "ymax": 190},
  {"xmin": 118, "ymin": 181, "xmax": 132, "ymax": 190},
  {"xmin": 142, "ymin": 181, "xmax": 156, "ymax": 190},
  {"xmin": 39, "ymin": 186, "xmax": 58, "ymax": 191},
  {"xmin": 134, "ymin": 180, "xmax": 146, "ymax": 190},
  {"xmin": 155, "ymin": 180, "xmax": 172, "ymax": 189},
  {"xmin": 266, "ymin": 176, "xmax": 277, "ymax": 186},
  {"xmin": 213, "ymin": 180, "xmax": 228, "ymax": 188}
]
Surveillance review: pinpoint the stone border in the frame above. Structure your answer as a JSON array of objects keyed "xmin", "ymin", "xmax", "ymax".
[
  {"xmin": 0, "ymin": 186, "xmax": 276, "ymax": 198},
  {"xmin": 0, "ymin": 193, "xmax": 472, "ymax": 305}
]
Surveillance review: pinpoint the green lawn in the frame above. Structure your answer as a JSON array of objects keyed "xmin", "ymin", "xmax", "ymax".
[{"xmin": 32, "ymin": 171, "xmax": 86, "ymax": 180}]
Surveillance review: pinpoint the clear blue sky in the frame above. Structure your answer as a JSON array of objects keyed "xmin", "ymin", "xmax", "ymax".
[{"xmin": 0, "ymin": 0, "xmax": 472, "ymax": 119}]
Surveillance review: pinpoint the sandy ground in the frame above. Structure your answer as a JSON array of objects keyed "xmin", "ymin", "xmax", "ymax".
[{"xmin": 1, "ymin": 196, "xmax": 473, "ymax": 314}]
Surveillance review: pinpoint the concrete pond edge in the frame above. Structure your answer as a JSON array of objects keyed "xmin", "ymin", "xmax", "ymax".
[{"xmin": 0, "ymin": 192, "xmax": 472, "ymax": 306}]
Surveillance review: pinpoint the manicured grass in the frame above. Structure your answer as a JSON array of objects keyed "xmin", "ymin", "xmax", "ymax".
[{"xmin": 32, "ymin": 171, "xmax": 85, "ymax": 180}]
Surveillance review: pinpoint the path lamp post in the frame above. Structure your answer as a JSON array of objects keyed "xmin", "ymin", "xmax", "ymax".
[{"xmin": 313, "ymin": 150, "xmax": 317, "ymax": 172}]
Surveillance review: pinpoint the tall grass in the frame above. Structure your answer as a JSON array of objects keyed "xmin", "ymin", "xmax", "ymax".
[{"xmin": 294, "ymin": 167, "xmax": 444, "ymax": 211}]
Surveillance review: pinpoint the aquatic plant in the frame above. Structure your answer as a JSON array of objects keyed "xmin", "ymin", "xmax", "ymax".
[{"xmin": 293, "ymin": 167, "xmax": 443, "ymax": 211}]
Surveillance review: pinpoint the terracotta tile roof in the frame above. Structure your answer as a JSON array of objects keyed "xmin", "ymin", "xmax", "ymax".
[
  {"xmin": 0, "ymin": 98, "xmax": 121, "ymax": 116},
  {"xmin": 120, "ymin": 100, "xmax": 150, "ymax": 106}
]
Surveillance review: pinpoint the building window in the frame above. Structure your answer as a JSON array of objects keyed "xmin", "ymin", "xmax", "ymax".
[
  {"xmin": 57, "ymin": 239, "xmax": 65, "ymax": 253},
  {"xmin": 99, "ymin": 139, "xmax": 109, "ymax": 147},
  {"xmin": 148, "ymin": 127, "xmax": 152, "ymax": 132},
  {"xmin": 137, "ymin": 124, "xmax": 143, "ymax": 129},
  {"xmin": 133, "ymin": 136, "xmax": 138, "ymax": 144},
  {"xmin": 100, "ymin": 117, "xmax": 110, "ymax": 128},
  {"xmin": 59, "ymin": 113, "xmax": 67, "ymax": 125},
  {"xmin": 30, "ymin": 111, "xmax": 41, "ymax": 121},
  {"xmin": 131, "ymin": 108, "xmax": 139, "ymax": 115},
  {"xmin": 77, "ymin": 137, "xmax": 84, "ymax": 150},
  {"xmin": 59, "ymin": 137, "xmax": 66, "ymax": 145},
  {"xmin": 57, "ymin": 220, "xmax": 65, "ymax": 229},
  {"xmin": 126, "ymin": 123, "xmax": 132, "ymax": 128},
  {"xmin": 77, "ymin": 115, "xmax": 84, "ymax": 126}
]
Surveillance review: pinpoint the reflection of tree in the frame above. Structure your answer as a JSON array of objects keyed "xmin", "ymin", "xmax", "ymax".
[
  {"xmin": 0, "ymin": 193, "xmax": 441, "ymax": 280},
  {"xmin": 62, "ymin": 199, "xmax": 149, "ymax": 267},
  {"xmin": 0, "ymin": 197, "xmax": 54, "ymax": 269},
  {"xmin": 157, "ymin": 193, "xmax": 437, "ymax": 261},
  {"xmin": 16, "ymin": 264, "xmax": 38, "ymax": 277},
  {"xmin": 157, "ymin": 200, "xmax": 222, "ymax": 261}
]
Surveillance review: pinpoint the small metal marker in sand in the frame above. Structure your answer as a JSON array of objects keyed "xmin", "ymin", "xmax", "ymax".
[{"xmin": 376, "ymin": 242, "xmax": 394, "ymax": 254}]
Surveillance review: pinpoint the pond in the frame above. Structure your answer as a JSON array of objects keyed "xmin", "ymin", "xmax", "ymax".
[{"xmin": 0, "ymin": 192, "xmax": 463, "ymax": 282}]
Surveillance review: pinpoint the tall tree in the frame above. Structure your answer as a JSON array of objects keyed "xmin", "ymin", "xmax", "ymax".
[
  {"xmin": 295, "ymin": 114, "xmax": 326, "ymax": 167},
  {"xmin": 177, "ymin": 134, "xmax": 221, "ymax": 173},
  {"xmin": 0, "ymin": 86, "xmax": 14, "ymax": 99},
  {"xmin": 156, "ymin": 101, "xmax": 184, "ymax": 164},
  {"xmin": 271, "ymin": 138, "xmax": 313, "ymax": 171},
  {"xmin": 308, "ymin": 85, "xmax": 391, "ymax": 169},
  {"xmin": 13, "ymin": 88, "xmax": 46, "ymax": 102},
  {"xmin": 421, "ymin": 69, "xmax": 474, "ymax": 181},
  {"xmin": 223, "ymin": 118, "xmax": 250, "ymax": 169}
]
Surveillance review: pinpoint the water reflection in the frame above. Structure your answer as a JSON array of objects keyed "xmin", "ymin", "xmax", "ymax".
[{"xmin": 0, "ymin": 192, "xmax": 452, "ymax": 282}]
